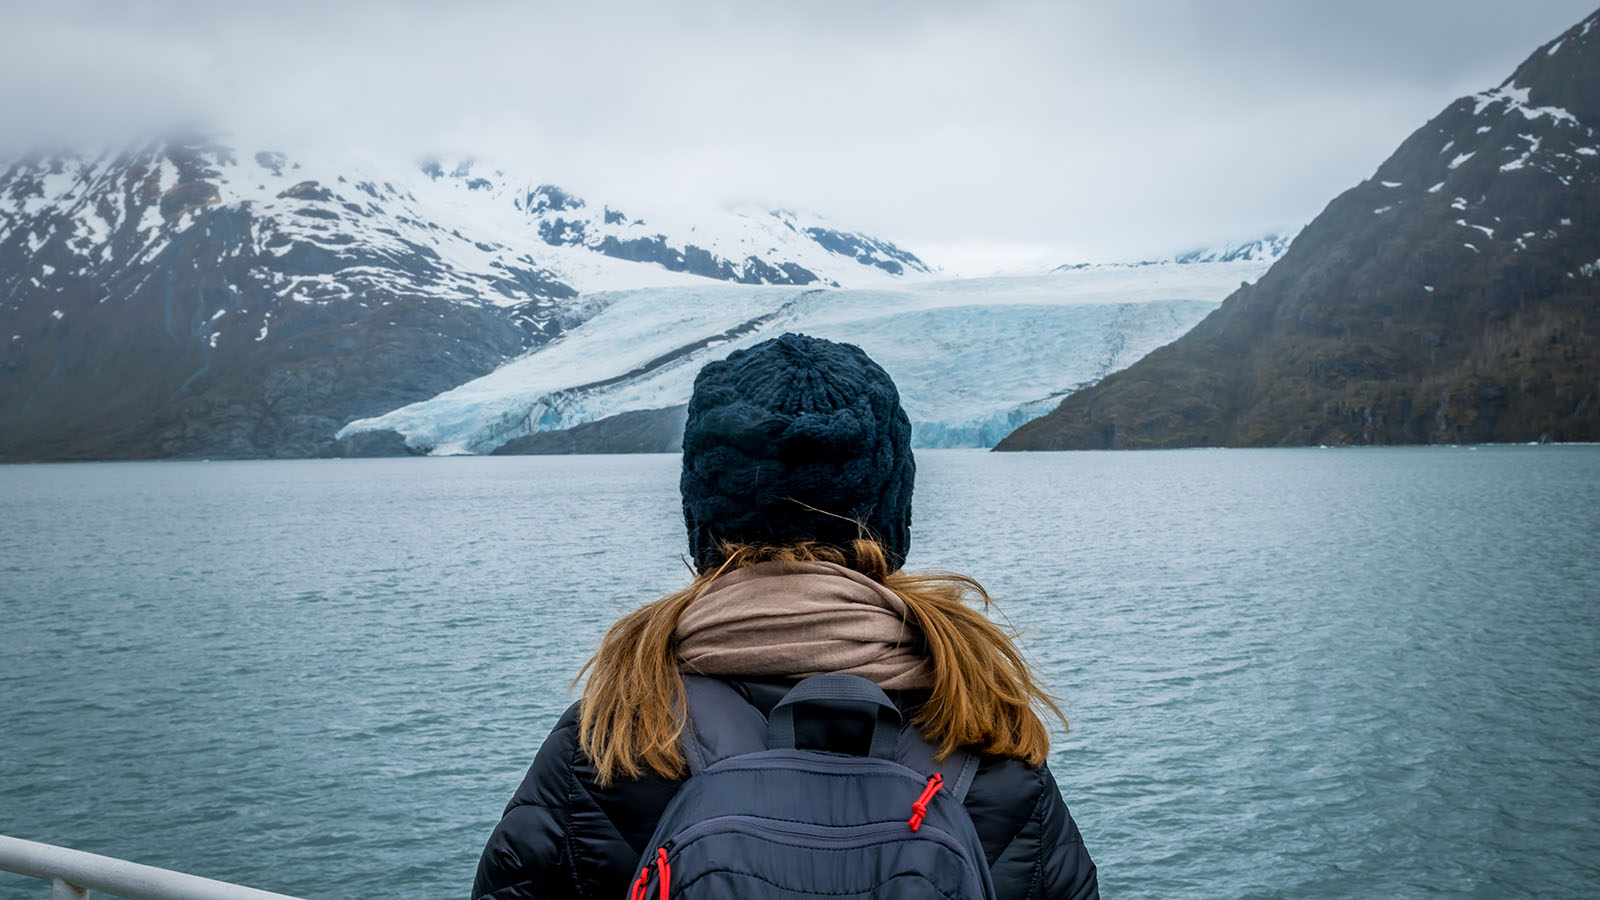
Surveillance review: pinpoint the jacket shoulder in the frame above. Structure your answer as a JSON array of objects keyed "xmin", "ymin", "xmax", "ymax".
[
  {"xmin": 967, "ymin": 756, "xmax": 1098, "ymax": 900},
  {"xmin": 472, "ymin": 704, "xmax": 582, "ymax": 899},
  {"xmin": 472, "ymin": 702, "xmax": 686, "ymax": 900}
]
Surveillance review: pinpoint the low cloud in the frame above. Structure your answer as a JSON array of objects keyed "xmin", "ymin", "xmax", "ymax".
[{"xmin": 2, "ymin": 0, "xmax": 1591, "ymax": 270}]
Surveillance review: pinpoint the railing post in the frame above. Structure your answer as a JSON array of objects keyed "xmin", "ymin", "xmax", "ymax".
[{"xmin": 51, "ymin": 877, "xmax": 87, "ymax": 899}]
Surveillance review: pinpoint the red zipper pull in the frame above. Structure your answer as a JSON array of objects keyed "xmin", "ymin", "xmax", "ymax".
[
  {"xmin": 656, "ymin": 846, "xmax": 671, "ymax": 900},
  {"xmin": 629, "ymin": 846, "xmax": 672, "ymax": 900},
  {"xmin": 909, "ymin": 772, "xmax": 944, "ymax": 831}
]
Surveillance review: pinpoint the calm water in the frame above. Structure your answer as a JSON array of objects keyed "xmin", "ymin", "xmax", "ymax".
[{"xmin": 2, "ymin": 448, "xmax": 1598, "ymax": 899}]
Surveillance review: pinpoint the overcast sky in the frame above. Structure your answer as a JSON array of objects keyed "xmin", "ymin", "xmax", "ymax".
[{"xmin": 2, "ymin": 0, "xmax": 1594, "ymax": 273}]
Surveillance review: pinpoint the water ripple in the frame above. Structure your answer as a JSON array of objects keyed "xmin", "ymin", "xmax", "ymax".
[{"xmin": 1, "ymin": 448, "xmax": 1598, "ymax": 899}]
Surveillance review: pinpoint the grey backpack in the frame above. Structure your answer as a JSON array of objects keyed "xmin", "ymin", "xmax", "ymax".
[{"xmin": 625, "ymin": 673, "xmax": 996, "ymax": 899}]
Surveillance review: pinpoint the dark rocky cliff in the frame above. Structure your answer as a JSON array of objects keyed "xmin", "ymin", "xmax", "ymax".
[
  {"xmin": 0, "ymin": 140, "xmax": 568, "ymax": 459},
  {"xmin": 999, "ymin": 11, "xmax": 1600, "ymax": 450},
  {"xmin": 490, "ymin": 405, "xmax": 687, "ymax": 455}
]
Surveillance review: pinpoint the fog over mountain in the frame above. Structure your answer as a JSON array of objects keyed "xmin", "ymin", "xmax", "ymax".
[{"xmin": 2, "ymin": 0, "xmax": 1595, "ymax": 269}]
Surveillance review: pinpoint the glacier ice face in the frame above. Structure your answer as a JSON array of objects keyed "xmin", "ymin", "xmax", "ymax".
[{"xmin": 338, "ymin": 259, "xmax": 1273, "ymax": 452}]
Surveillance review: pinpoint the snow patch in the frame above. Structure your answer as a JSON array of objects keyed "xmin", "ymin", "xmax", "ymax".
[
  {"xmin": 1500, "ymin": 133, "xmax": 1541, "ymax": 172},
  {"xmin": 1518, "ymin": 105, "xmax": 1577, "ymax": 124},
  {"xmin": 1448, "ymin": 152, "xmax": 1475, "ymax": 170},
  {"xmin": 50, "ymin": 309, "xmax": 63, "ymax": 320},
  {"xmin": 1473, "ymin": 82, "xmax": 1578, "ymax": 125},
  {"xmin": 1474, "ymin": 84, "xmax": 1531, "ymax": 115}
]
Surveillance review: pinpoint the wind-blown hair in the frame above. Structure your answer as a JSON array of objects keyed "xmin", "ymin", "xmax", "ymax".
[{"xmin": 576, "ymin": 539, "xmax": 1064, "ymax": 786}]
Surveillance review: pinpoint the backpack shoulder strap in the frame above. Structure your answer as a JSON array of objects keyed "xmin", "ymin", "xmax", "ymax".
[
  {"xmin": 681, "ymin": 675, "xmax": 770, "ymax": 775},
  {"xmin": 683, "ymin": 674, "xmax": 980, "ymax": 801},
  {"xmin": 947, "ymin": 750, "xmax": 980, "ymax": 802},
  {"xmin": 895, "ymin": 728, "xmax": 981, "ymax": 803}
]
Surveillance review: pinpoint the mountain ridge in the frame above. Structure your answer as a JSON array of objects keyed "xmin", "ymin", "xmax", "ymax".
[
  {"xmin": 0, "ymin": 136, "xmax": 931, "ymax": 459},
  {"xmin": 998, "ymin": 10, "xmax": 1600, "ymax": 451}
]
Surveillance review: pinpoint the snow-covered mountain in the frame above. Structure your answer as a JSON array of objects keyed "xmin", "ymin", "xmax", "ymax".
[
  {"xmin": 336, "ymin": 257, "xmax": 1278, "ymax": 453},
  {"xmin": 1, "ymin": 130, "xmax": 1293, "ymax": 460},
  {"xmin": 1050, "ymin": 231, "xmax": 1299, "ymax": 273},
  {"xmin": 403, "ymin": 159, "xmax": 933, "ymax": 290},
  {"xmin": 1173, "ymin": 232, "xmax": 1298, "ymax": 264},
  {"xmin": 0, "ymin": 135, "xmax": 930, "ymax": 459}
]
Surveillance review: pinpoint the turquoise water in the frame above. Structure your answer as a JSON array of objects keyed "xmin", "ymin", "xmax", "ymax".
[{"xmin": 1, "ymin": 447, "xmax": 1597, "ymax": 899}]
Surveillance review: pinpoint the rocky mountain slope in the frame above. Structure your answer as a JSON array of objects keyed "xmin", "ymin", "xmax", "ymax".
[
  {"xmin": 998, "ymin": 11, "xmax": 1600, "ymax": 450},
  {"xmin": 0, "ymin": 139, "xmax": 926, "ymax": 459}
]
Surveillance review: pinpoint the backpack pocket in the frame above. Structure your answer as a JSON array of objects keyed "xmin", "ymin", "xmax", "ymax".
[{"xmin": 635, "ymin": 815, "xmax": 987, "ymax": 899}]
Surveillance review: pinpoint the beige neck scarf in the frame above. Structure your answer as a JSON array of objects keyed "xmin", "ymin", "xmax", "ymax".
[{"xmin": 674, "ymin": 560, "xmax": 935, "ymax": 691}]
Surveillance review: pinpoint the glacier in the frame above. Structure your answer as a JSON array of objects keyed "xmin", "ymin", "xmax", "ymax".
[{"xmin": 338, "ymin": 258, "xmax": 1275, "ymax": 452}]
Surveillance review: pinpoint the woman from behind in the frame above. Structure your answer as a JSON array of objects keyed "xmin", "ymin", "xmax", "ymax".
[{"xmin": 472, "ymin": 333, "xmax": 1097, "ymax": 899}]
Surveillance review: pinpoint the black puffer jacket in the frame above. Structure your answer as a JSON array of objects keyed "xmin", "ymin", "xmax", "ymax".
[{"xmin": 472, "ymin": 680, "xmax": 1097, "ymax": 899}]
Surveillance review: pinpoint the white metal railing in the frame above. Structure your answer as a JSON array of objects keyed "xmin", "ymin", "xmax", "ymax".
[{"xmin": 0, "ymin": 836, "xmax": 307, "ymax": 900}]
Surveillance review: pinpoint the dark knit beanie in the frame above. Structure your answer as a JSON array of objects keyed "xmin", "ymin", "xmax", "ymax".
[{"xmin": 680, "ymin": 333, "xmax": 915, "ymax": 573}]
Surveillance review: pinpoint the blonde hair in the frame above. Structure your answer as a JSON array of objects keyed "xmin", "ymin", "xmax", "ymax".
[{"xmin": 576, "ymin": 539, "xmax": 1064, "ymax": 785}]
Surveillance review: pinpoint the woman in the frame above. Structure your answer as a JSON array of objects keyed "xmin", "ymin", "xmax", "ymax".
[{"xmin": 472, "ymin": 333, "xmax": 1097, "ymax": 899}]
